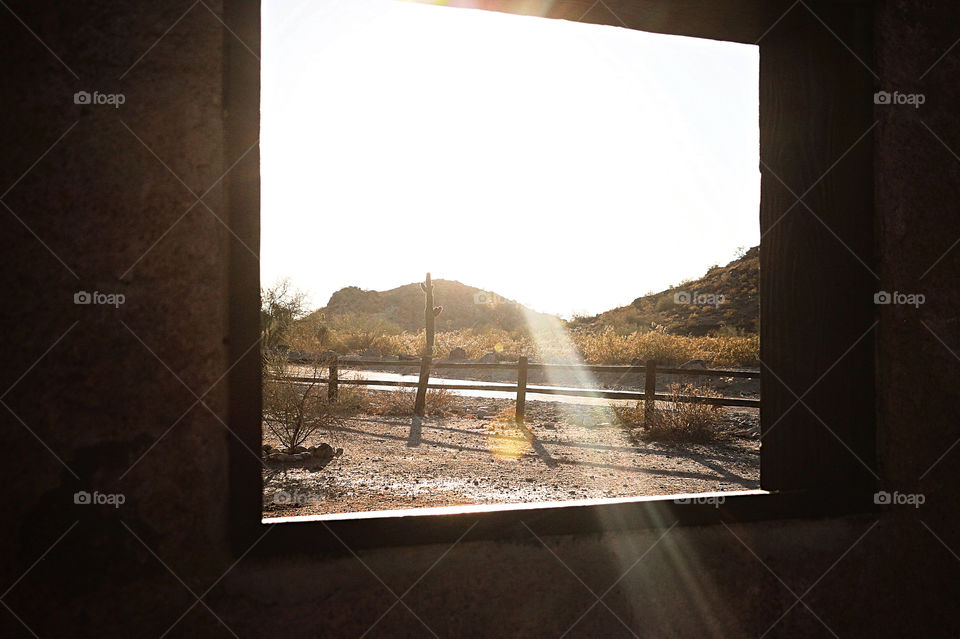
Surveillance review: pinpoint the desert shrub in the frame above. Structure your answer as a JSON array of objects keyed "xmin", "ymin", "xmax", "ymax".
[
  {"xmin": 360, "ymin": 389, "xmax": 413, "ymax": 416},
  {"xmin": 323, "ymin": 380, "xmax": 456, "ymax": 417},
  {"xmin": 569, "ymin": 326, "xmax": 758, "ymax": 367},
  {"xmin": 286, "ymin": 312, "xmax": 333, "ymax": 353},
  {"xmin": 358, "ymin": 387, "xmax": 455, "ymax": 417},
  {"xmin": 286, "ymin": 318, "xmax": 758, "ymax": 367},
  {"xmin": 261, "ymin": 279, "xmax": 310, "ymax": 349},
  {"xmin": 262, "ymin": 353, "xmax": 337, "ymax": 451},
  {"xmin": 326, "ymin": 313, "xmax": 403, "ymax": 353},
  {"xmin": 705, "ymin": 333, "xmax": 759, "ymax": 366},
  {"xmin": 384, "ymin": 328, "xmax": 535, "ymax": 360},
  {"xmin": 573, "ymin": 326, "xmax": 637, "ymax": 363},
  {"xmin": 423, "ymin": 388, "xmax": 457, "ymax": 415},
  {"xmin": 655, "ymin": 295, "xmax": 676, "ymax": 312},
  {"xmin": 387, "ymin": 327, "xmax": 759, "ymax": 367},
  {"xmin": 614, "ymin": 383, "xmax": 726, "ymax": 443},
  {"xmin": 327, "ymin": 381, "xmax": 371, "ymax": 415}
]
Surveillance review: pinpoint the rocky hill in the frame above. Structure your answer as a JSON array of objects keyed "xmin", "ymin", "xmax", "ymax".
[
  {"xmin": 310, "ymin": 247, "xmax": 758, "ymax": 338},
  {"xmin": 316, "ymin": 279, "xmax": 557, "ymax": 332},
  {"xmin": 570, "ymin": 246, "xmax": 759, "ymax": 336}
]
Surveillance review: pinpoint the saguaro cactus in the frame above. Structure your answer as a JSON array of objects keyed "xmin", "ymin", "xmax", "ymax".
[
  {"xmin": 415, "ymin": 273, "xmax": 442, "ymax": 417},
  {"xmin": 419, "ymin": 272, "xmax": 443, "ymax": 357}
]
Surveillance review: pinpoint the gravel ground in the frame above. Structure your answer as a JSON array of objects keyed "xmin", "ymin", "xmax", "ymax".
[{"xmin": 262, "ymin": 398, "xmax": 759, "ymax": 518}]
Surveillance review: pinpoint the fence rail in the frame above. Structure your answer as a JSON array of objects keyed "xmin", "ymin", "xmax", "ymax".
[
  {"xmin": 281, "ymin": 356, "xmax": 760, "ymax": 419},
  {"xmin": 310, "ymin": 358, "xmax": 759, "ymax": 378}
]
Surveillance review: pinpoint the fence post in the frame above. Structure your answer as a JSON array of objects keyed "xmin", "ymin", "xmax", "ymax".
[
  {"xmin": 414, "ymin": 356, "xmax": 431, "ymax": 417},
  {"xmin": 327, "ymin": 354, "xmax": 339, "ymax": 402},
  {"xmin": 644, "ymin": 359, "xmax": 657, "ymax": 420},
  {"xmin": 515, "ymin": 356, "xmax": 528, "ymax": 423}
]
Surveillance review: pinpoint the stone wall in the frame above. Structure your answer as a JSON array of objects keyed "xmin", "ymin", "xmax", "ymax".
[{"xmin": 1, "ymin": 1, "xmax": 958, "ymax": 636}]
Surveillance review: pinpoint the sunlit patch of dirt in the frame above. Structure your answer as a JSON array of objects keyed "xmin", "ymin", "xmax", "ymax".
[{"xmin": 262, "ymin": 398, "xmax": 759, "ymax": 518}]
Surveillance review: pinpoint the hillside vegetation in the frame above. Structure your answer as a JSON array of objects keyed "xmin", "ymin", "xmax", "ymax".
[
  {"xmin": 571, "ymin": 246, "xmax": 759, "ymax": 336},
  {"xmin": 267, "ymin": 247, "xmax": 760, "ymax": 366}
]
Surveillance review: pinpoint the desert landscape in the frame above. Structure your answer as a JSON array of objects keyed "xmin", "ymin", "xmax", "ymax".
[
  {"xmin": 261, "ymin": 249, "xmax": 761, "ymax": 518},
  {"xmin": 262, "ymin": 396, "xmax": 760, "ymax": 518}
]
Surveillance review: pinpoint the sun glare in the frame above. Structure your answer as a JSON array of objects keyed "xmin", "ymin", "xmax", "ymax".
[
  {"xmin": 260, "ymin": 0, "xmax": 762, "ymax": 520},
  {"xmin": 262, "ymin": 0, "xmax": 758, "ymax": 317}
]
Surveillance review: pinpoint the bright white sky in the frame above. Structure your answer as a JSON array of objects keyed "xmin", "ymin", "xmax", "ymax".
[{"xmin": 261, "ymin": 0, "xmax": 759, "ymax": 318}]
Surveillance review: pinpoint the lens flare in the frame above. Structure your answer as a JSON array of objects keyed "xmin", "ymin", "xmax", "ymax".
[
  {"xmin": 485, "ymin": 409, "xmax": 531, "ymax": 460},
  {"xmin": 520, "ymin": 307, "xmax": 620, "ymax": 424}
]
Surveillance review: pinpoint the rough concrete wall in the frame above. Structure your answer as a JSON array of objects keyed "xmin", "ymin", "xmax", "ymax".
[
  {"xmin": 0, "ymin": 0, "xmax": 235, "ymax": 635},
  {"xmin": 2, "ymin": 0, "xmax": 959, "ymax": 637},
  {"xmin": 874, "ymin": 0, "xmax": 960, "ymax": 518}
]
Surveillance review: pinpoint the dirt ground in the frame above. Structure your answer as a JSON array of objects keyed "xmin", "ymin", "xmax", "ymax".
[{"xmin": 262, "ymin": 397, "xmax": 759, "ymax": 518}]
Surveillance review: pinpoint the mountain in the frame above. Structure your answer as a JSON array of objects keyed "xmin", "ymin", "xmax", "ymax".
[
  {"xmin": 308, "ymin": 247, "xmax": 758, "ymax": 337},
  {"xmin": 570, "ymin": 246, "xmax": 759, "ymax": 336},
  {"xmin": 316, "ymin": 279, "xmax": 557, "ymax": 333}
]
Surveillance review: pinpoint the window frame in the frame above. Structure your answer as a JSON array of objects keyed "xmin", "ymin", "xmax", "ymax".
[{"xmin": 226, "ymin": 0, "xmax": 879, "ymax": 555}]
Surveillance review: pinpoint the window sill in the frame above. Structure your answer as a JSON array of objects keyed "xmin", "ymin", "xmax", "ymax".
[{"xmin": 250, "ymin": 489, "xmax": 879, "ymax": 557}]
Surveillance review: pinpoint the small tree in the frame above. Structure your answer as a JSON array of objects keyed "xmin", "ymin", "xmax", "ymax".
[
  {"xmin": 261, "ymin": 278, "xmax": 310, "ymax": 349},
  {"xmin": 262, "ymin": 352, "xmax": 335, "ymax": 452}
]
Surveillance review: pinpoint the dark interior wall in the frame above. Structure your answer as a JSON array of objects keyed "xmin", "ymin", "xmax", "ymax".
[{"xmin": 1, "ymin": 0, "xmax": 958, "ymax": 637}]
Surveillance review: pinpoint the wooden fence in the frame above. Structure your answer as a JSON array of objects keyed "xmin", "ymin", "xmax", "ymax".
[{"xmin": 281, "ymin": 356, "xmax": 759, "ymax": 422}]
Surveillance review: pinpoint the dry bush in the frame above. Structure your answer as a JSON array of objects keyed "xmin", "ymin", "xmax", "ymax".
[
  {"xmin": 262, "ymin": 353, "xmax": 337, "ymax": 451},
  {"xmin": 570, "ymin": 326, "xmax": 759, "ymax": 366},
  {"xmin": 382, "ymin": 328, "xmax": 535, "ymax": 360},
  {"xmin": 364, "ymin": 389, "xmax": 416, "ymax": 416},
  {"xmin": 703, "ymin": 333, "xmax": 759, "ymax": 367},
  {"xmin": 286, "ymin": 323, "xmax": 758, "ymax": 367},
  {"xmin": 261, "ymin": 279, "xmax": 309, "ymax": 349},
  {"xmin": 284, "ymin": 312, "xmax": 333, "ymax": 353},
  {"xmin": 615, "ymin": 383, "xmax": 727, "ymax": 443},
  {"xmin": 327, "ymin": 313, "xmax": 403, "ymax": 352},
  {"xmin": 613, "ymin": 402, "xmax": 645, "ymax": 429},
  {"xmin": 326, "ymin": 382, "xmax": 371, "ymax": 415},
  {"xmin": 422, "ymin": 388, "xmax": 457, "ymax": 415},
  {"xmin": 332, "ymin": 386, "xmax": 456, "ymax": 417}
]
